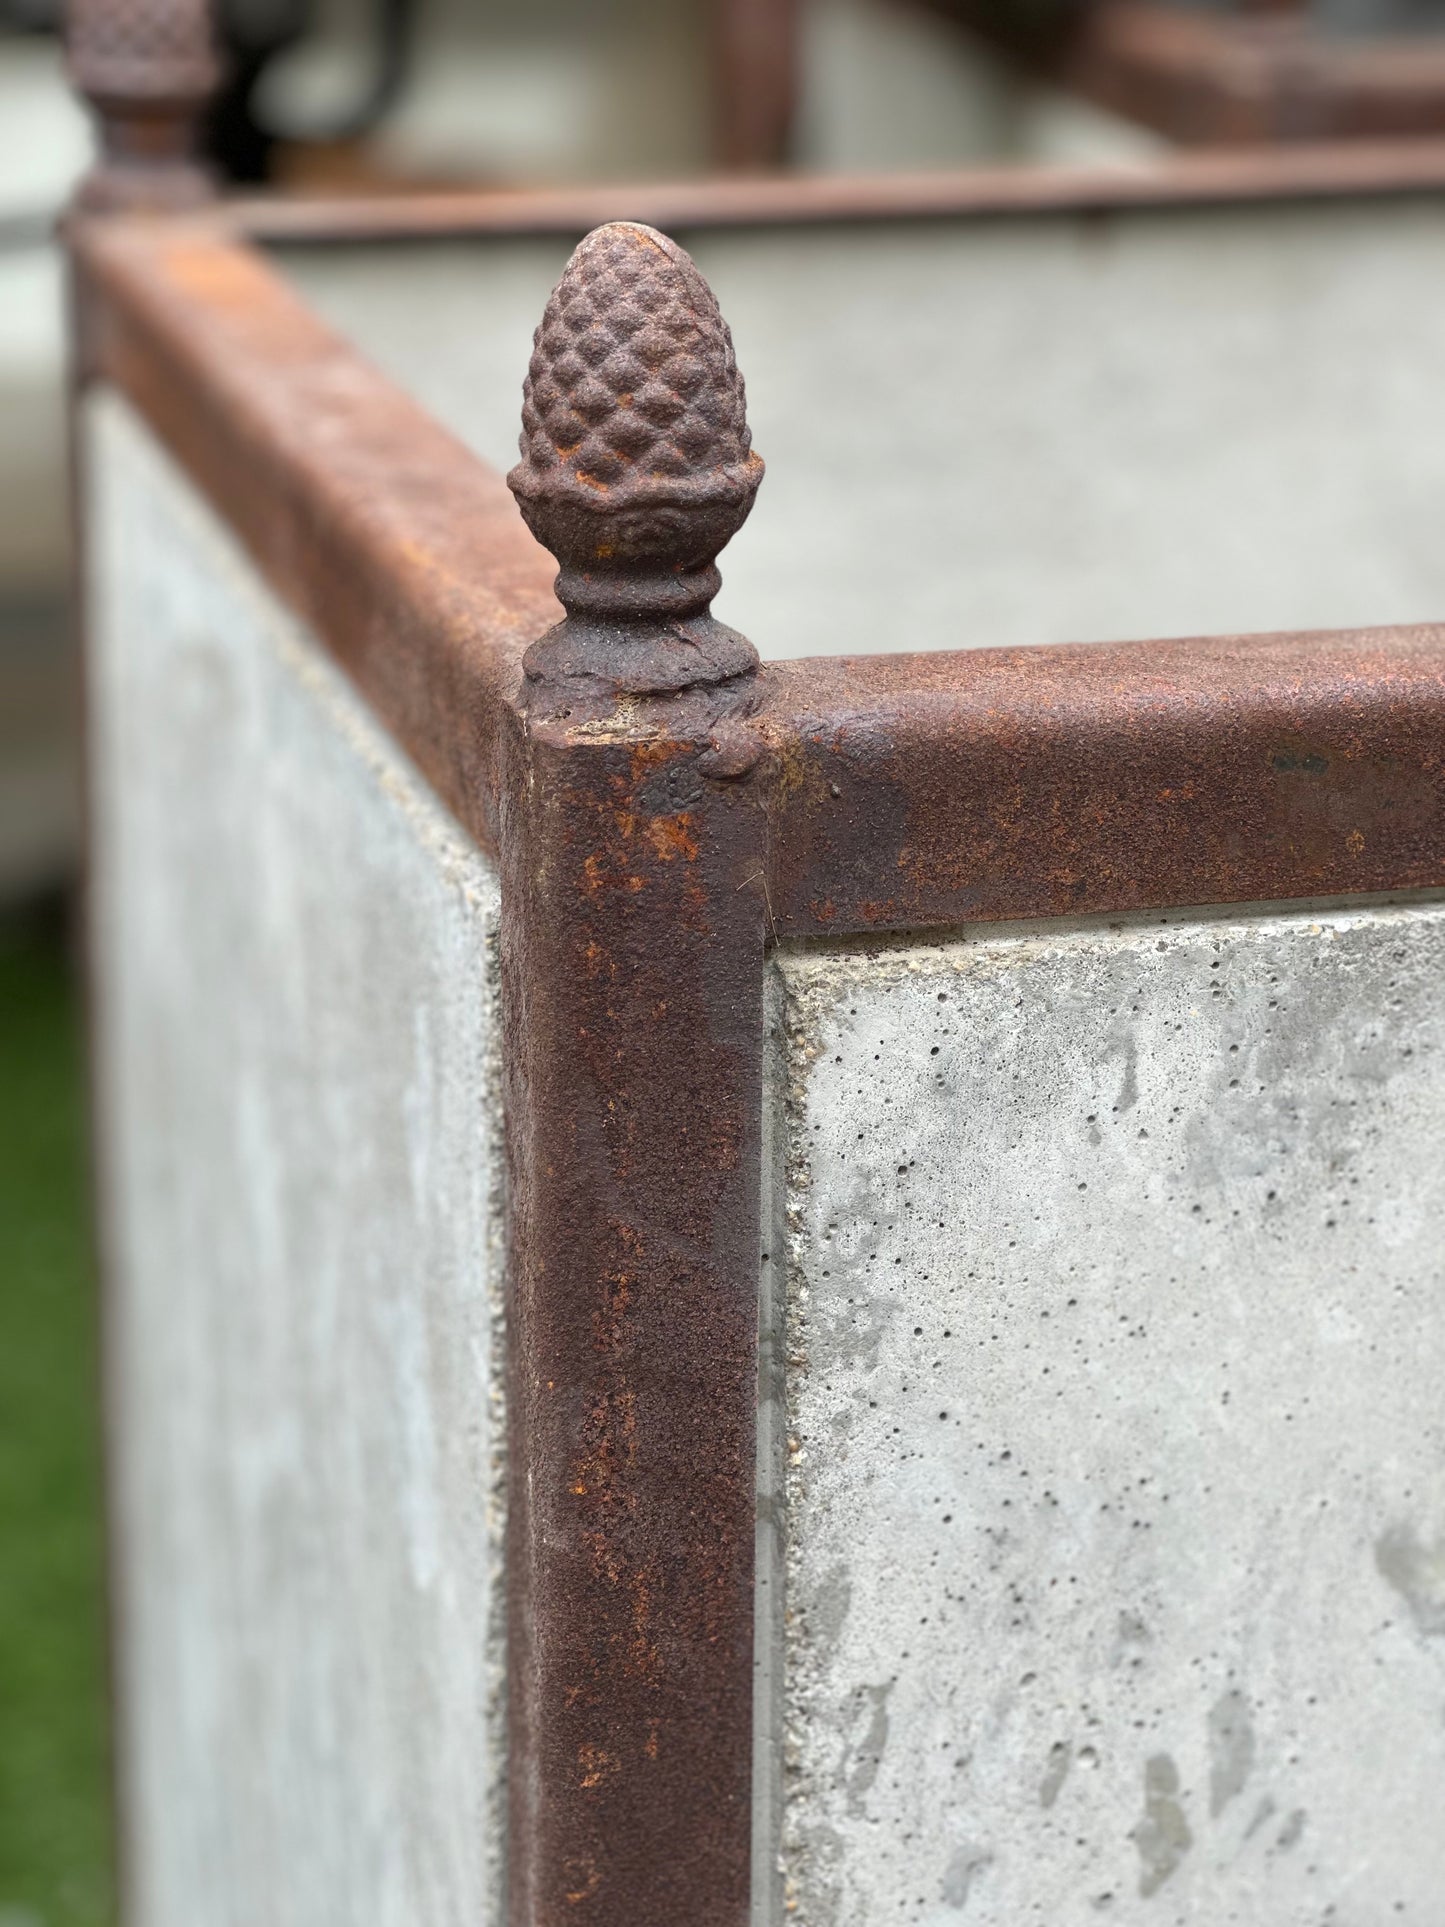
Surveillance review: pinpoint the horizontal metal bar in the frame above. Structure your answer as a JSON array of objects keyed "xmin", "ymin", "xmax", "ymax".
[
  {"xmin": 73, "ymin": 216, "xmax": 557, "ymax": 861},
  {"xmin": 234, "ymin": 139, "xmax": 1445, "ymax": 247},
  {"xmin": 761, "ymin": 632, "xmax": 1445, "ymax": 933}
]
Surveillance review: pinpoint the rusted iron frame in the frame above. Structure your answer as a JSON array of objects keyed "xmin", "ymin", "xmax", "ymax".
[
  {"xmin": 759, "ymin": 634, "xmax": 1445, "ymax": 935},
  {"xmin": 496, "ymin": 709, "xmax": 766, "ymax": 1927},
  {"xmin": 71, "ymin": 203, "xmax": 1445, "ymax": 1924},
  {"xmin": 72, "ymin": 214, "xmax": 764, "ymax": 1927},
  {"xmin": 497, "ymin": 221, "xmax": 770, "ymax": 1926},
  {"xmin": 922, "ymin": 0, "xmax": 1445, "ymax": 146},
  {"xmin": 1066, "ymin": 1, "xmax": 1445, "ymax": 145},
  {"xmin": 71, "ymin": 221, "xmax": 557, "ymax": 859},
  {"xmin": 74, "ymin": 206, "xmax": 1445, "ymax": 925},
  {"xmin": 232, "ymin": 135, "xmax": 1445, "ymax": 245}
]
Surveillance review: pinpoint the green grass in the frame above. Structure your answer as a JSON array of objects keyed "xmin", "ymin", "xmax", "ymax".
[{"xmin": 0, "ymin": 907, "xmax": 113, "ymax": 1927}]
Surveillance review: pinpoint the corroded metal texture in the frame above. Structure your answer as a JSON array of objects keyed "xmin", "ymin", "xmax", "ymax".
[
  {"xmin": 67, "ymin": 0, "xmax": 218, "ymax": 106},
  {"xmin": 759, "ymin": 630, "xmax": 1445, "ymax": 935},
  {"xmin": 500, "ymin": 711, "xmax": 766, "ymax": 1927},
  {"xmin": 70, "ymin": 222, "xmax": 557, "ymax": 859},
  {"xmin": 502, "ymin": 224, "xmax": 767, "ymax": 1927},
  {"xmin": 76, "ymin": 219, "xmax": 772, "ymax": 1926},
  {"xmin": 67, "ymin": 0, "xmax": 220, "ymax": 211},
  {"xmin": 508, "ymin": 222, "xmax": 764, "ymax": 700}
]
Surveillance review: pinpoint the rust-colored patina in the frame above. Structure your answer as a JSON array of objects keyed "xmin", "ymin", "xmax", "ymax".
[
  {"xmin": 237, "ymin": 137, "xmax": 1445, "ymax": 246},
  {"xmin": 1067, "ymin": 0, "xmax": 1445, "ymax": 146},
  {"xmin": 75, "ymin": 213, "xmax": 1445, "ymax": 938},
  {"xmin": 69, "ymin": 188, "xmax": 1445, "ymax": 1925},
  {"xmin": 501, "ymin": 225, "xmax": 768, "ymax": 1927},
  {"xmin": 928, "ymin": 0, "xmax": 1445, "ymax": 147},
  {"xmin": 759, "ymin": 630, "xmax": 1445, "ymax": 934},
  {"xmin": 71, "ymin": 218, "xmax": 556, "ymax": 857},
  {"xmin": 499, "ymin": 709, "xmax": 766, "ymax": 1927}
]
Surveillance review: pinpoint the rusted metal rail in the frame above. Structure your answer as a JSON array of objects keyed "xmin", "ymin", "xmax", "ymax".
[
  {"xmin": 71, "ymin": 207, "xmax": 1445, "ymax": 935},
  {"xmin": 1068, "ymin": 0, "xmax": 1445, "ymax": 145},
  {"xmin": 928, "ymin": 0, "xmax": 1445, "ymax": 147},
  {"xmin": 713, "ymin": 0, "xmax": 799, "ymax": 171},
  {"xmin": 232, "ymin": 136, "xmax": 1445, "ymax": 244}
]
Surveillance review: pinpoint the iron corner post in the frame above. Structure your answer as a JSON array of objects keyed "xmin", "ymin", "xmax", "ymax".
[
  {"xmin": 498, "ymin": 710, "xmax": 768, "ymax": 1926},
  {"xmin": 497, "ymin": 221, "xmax": 774, "ymax": 1925}
]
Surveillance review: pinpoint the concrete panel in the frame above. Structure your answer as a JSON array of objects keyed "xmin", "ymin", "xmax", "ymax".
[
  {"xmin": 770, "ymin": 898, "xmax": 1445, "ymax": 1924},
  {"xmin": 793, "ymin": 0, "xmax": 1165, "ymax": 173},
  {"xmin": 282, "ymin": 199, "xmax": 1445, "ymax": 661},
  {"xmin": 87, "ymin": 395, "xmax": 505, "ymax": 1927}
]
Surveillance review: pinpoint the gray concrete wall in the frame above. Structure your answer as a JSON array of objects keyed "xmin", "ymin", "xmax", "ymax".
[
  {"xmin": 768, "ymin": 897, "xmax": 1445, "ymax": 1924},
  {"xmin": 87, "ymin": 395, "xmax": 505, "ymax": 1927},
  {"xmin": 282, "ymin": 199, "xmax": 1445, "ymax": 662}
]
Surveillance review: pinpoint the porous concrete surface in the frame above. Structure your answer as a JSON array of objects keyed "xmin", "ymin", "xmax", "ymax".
[
  {"xmin": 770, "ymin": 899, "xmax": 1445, "ymax": 1924},
  {"xmin": 285, "ymin": 199, "xmax": 1445, "ymax": 661},
  {"xmin": 87, "ymin": 395, "xmax": 505, "ymax": 1927}
]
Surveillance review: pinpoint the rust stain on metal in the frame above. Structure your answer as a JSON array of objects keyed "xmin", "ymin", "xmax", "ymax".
[
  {"xmin": 236, "ymin": 138, "xmax": 1445, "ymax": 246},
  {"xmin": 714, "ymin": 0, "xmax": 799, "ymax": 172},
  {"xmin": 70, "ymin": 217, "xmax": 558, "ymax": 862},
  {"xmin": 501, "ymin": 712, "xmax": 766, "ymax": 1927},
  {"xmin": 646, "ymin": 813, "xmax": 699, "ymax": 862},
  {"xmin": 932, "ymin": 0, "xmax": 1445, "ymax": 147},
  {"xmin": 500, "ymin": 228, "xmax": 768, "ymax": 1927},
  {"xmin": 759, "ymin": 631, "xmax": 1445, "ymax": 934}
]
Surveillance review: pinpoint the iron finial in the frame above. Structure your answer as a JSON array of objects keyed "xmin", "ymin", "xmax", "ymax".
[
  {"xmin": 66, "ymin": 0, "xmax": 221, "ymax": 212},
  {"xmin": 508, "ymin": 221, "xmax": 765, "ymax": 700}
]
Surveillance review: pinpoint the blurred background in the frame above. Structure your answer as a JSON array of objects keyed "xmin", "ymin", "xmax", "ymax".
[{"xmin": 5, "ymin": 0, "xmax": 1445, "ymax": 1919}]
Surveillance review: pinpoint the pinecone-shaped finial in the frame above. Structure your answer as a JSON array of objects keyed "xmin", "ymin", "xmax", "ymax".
[
  {"xmin": 66, "ymin": 0, "xmax": 221, "ymax": 211},
  {"xmin": 508, "ymin": 222, "xmax": 765, "ymax": 698}
]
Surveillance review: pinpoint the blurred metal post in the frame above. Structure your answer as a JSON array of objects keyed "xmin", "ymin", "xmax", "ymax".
[
  {"xmin": 714, "ymin": 0, "xmax": 799, "ymax": 171},
  {"xmin": 66, "ymin": 0, "xmax": 222, "ymax": 211}
]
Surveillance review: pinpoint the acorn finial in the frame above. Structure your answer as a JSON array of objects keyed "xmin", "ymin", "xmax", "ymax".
[
  {"xmin": 508, "ymin": 222, "xmax": 764, "ymax": 698},
  {"xmin": 66, "ymin": 0, "xmax": 221, "ymax": 212}
]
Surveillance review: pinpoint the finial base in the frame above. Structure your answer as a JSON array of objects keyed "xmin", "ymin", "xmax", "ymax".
[
  {"xmin": 522, "ymin": 612, "xmax": 759, "ymax": 702},
  {"xmin": 72, "ymin": 112, "xmax": 215, "ymax": 214}
]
